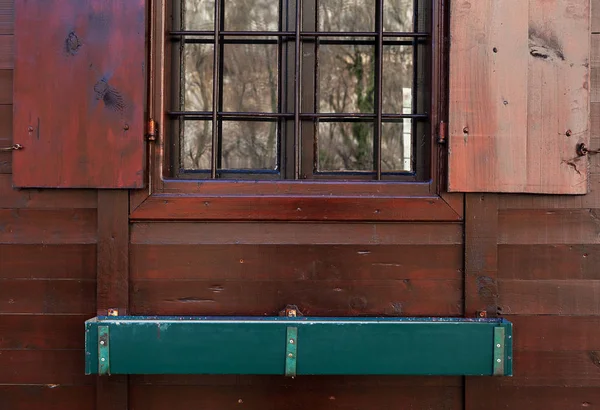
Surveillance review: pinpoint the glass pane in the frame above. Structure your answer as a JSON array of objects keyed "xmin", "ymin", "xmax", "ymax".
[
  {"xmin": 319, "ymin": 44, "xmax": 375, "ymax": 113},
  {"xmin": 181, "ymin": 120, "xmax": 212, "ymax": 170},
  {"xmin": 319, "ymin": 0, "xmax": 375, "ymax": 32},
  {"xmin": 383, "ymin": 0, "xmax": 414, "ymax": 32},
  {"xmin": 224, "ymin": 0, "xmax": 279, "ymax": 31},
  {"xmin": 183, "ymin": 43, "xmax": 214, "ymax": 111},
  {"xmin": 222, "ymin": 43, "xmax": 278, "ymax": 113},
  {"xmin": 317, "ymin": 122, "xmax": 374, "ymax": 171},
  {"xmin": 221, "ymin": 121, "xmax": 278, "ymax": 169},
  {"xmin": 382, "ymin": 121, "xmax": 412, "ymax": 172},
  {"xmin": 382, "ymin": 45, "xmax": 413, "ymax": 114},
  {"xmin": 184, "ymin": 0, "xmax": 214, "ymax": 31}
]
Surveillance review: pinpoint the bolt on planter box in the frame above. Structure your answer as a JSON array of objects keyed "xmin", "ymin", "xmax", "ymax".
[{"xmin": 85, "ymin": 316, "xmax": 512, "ymax": 377}]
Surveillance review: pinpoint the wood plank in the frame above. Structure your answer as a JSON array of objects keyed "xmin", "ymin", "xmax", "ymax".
[
  {"xmin": 13, "ymin": 1, "xmax": 145, "ymax": 188},
  {"xmin": 449, "ymin": 0, "xmax": 590, "ymax": 194},
  {"xmin": 498, "ymin": 351, "xmax": 600, "ymax": 387},
  {"xmin": 449, "ymin": 0, "xmax": 529, "ymax": 192},
  {"xmin": 130, "ymin": 195, "xmax": 462, "ymax": 222},
  {"xmin": 594, "ymin": 0, "xmax": 600, "ymax": 32},
  {"xmin": 0, "ymin": 209, "xmax": 97, "ymax": 244},
  {"xmin": 464, "ymin": 193, "xmax": 499, "ymax": 410},
  {"xmin": 0, "ymin": 103, "xmax": 12, "ymax": 173},
  {"xmin": 464, "ymin": 194, "xmax": 498, "ymax": 316},
  {"xmin": 0, "ymin": 279, "xmax": 95, "ymax": 314},
  {"xmin": 130, "ymin": 385, "xmax": 462, "ymax": 410},
  {"xmin": 498, "ymin": 244, "xmax": 600, "ymax": 280},
  {"xmin": 131, "ymin": 244, "xmax": 463, "ymax": 281},
  {"xmin": 508, "ymin": 316, "xmax": 600, "ymax": 351},
  {"xmin": 0, "ymin": 69, "xmax": 11, "ymax": 103},
  {"xmin": 0, "ymin": 244, "xmax": 96, "ymax": 279},
  {"xmin": 0, "ymin": 35, "xmax": 12, "ymax": 69},
  {"xmin": 498, "ymin": 279, "xmax": 600, "ymax": 315},
  {"xmin": 0, "ymin": 0, "xmax": 13, "ymax": 36},
  {"xmin": 131, "ymin": 222, "xmax": 463, "ymax": 246},
  {"xmin": 130, "ymin": 279, "xmax": 463, "ymax": 316},
  {"xmin": 0, "ymin": 314, "xmax": 88, "ymax": 349},
  {"xmin": 96, "ymin": 190, "xmax": 129, "ymax": 409},
  {"xmin": 0, "ymin": 350, "xmax": 91, "ymax": 385},
  {"xmin": 498, "ymin": 209, "xmax": 600, "ymax": 245},
  {"xmin": 131, "ymin": 374, "xmax": 462, "ymax": 387},
  {"xmin": 0, "ymin": 175, "xmax": 97, "ymax": 209},
  {"xmin": 467, "ymin": 386, "xmax": 600, "ymax": 410},
  {"xmin": 0, "ymin": 385, "xmax": 96, "ymax": 410}
]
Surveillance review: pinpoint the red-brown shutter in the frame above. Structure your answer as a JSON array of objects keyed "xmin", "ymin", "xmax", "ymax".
[
  {"xmin": 448, "ymin": 0, "xmax": 590, "ymax": 194},
  {"xmin": 13, "ymin": 0, "xmax": 145, "ymax": 188}
]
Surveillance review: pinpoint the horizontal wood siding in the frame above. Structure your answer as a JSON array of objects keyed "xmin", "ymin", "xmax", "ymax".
[{"xmin": 0, "ymin": 2, "xmax": 96, "ymax": 407}]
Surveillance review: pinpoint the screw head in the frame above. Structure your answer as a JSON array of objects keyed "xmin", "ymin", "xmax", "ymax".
[
  {"xmin": 100, "ymin": 341, "xmax": 105, "ymax": 345},
  {"xmin": 101, "ymin": 358, "xmax": 106, "ymax": 362},
  {"xmin": 496, "ymin": 344, "xmax": 501, "ymax": 348},
  {"xmin": 497, "ymin": 359, "xmax": 502, "ymax": 363},
  {"xmin": 288, "ymin": 353, "xmax": 293, "ymax": 358},
  {"xmin": 289, "ymin": 339, "xmax": 295, "ymax": 344}
]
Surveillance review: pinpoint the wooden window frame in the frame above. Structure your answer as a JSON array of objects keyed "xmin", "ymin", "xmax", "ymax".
[{"xmin": 129, "ymin": 0, "xmax": 463, "ymax": 222}]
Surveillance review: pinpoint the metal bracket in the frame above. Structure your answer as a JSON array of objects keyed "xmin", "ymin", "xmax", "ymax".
[
  {"xmin": 285, "ymin": 327, "xmax": 297, "ymax": 377},
  {"xmin": 98, "ymin": 325, "xmax": 110, "ymax": 375},
  {"xmin": 493, "ymin": 326, "xmax": 505, "ymax": 376}
]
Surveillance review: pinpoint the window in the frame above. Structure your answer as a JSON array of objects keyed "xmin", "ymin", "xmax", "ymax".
[{"xmin": 168, "ymin": 0, "xmax": 432, "ymax": 181}]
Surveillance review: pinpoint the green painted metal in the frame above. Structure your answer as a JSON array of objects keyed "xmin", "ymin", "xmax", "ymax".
[
  {"xmin": 493, "ymin": 326, "xmax": 506, "ymax": 376},
  {"xmin": 85, "ymin": 316, "xmax": 513, "ymax": 376},
  {"xmin": 98, "ymin": 325, "xmax": 110, "ymax": 376},
  {"xmin": 285, "ymin": 327, "xmax": 298, "ymax": 377}
]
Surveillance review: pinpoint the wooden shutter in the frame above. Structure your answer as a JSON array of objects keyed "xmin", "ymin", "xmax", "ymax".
[
  {"xmin": 13, "ymin": 0, "xmax": 145, "ymax": 188},
  {"xmin": 448, "ymin": 0, "xmax": 590, "ymax": 194}
]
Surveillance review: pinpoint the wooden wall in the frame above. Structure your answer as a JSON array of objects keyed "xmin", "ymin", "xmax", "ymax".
[
  {"xmin": 0, "ymin": 0, "xmax": 598, "ymax": 409},
  {"xmin": 0, "ymin": 1, "xmax": 97, "ymax": 408}
]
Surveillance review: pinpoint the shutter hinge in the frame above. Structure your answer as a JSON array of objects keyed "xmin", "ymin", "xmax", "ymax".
[
  {"xmin": 437, "ymin": 121, "xmax": 447, "ymax": 145},
  {"xmin": 146, "ymin": 118, "xmax": 157, "ymax": 142}
]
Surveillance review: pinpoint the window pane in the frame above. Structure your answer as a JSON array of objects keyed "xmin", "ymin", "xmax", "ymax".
[
  {"xmin": 183, "ymin": 43, "xmax": 214, "ymax": 111},
  {"xmin": 319, "ymin": 44, "xmax": 375, "ymax": 114},
  {"xmin": 383, "ymin": 0, "xmax": 414, "ymax": 32},
  {"xmin": 183, "ymin": 0, "xmax": 214, "ymax": 31},
  {"xmin": 224, "ymin": 0, "xmax": 279, "ymax": 31},
  {"xmin": 382, "ymin": 121, "xmax": 412, "ymax": 172},
  {"xmin": 222, "ymin": 43, "xmax": 278, "ymax": 113},
  {"xmin": 318, "ymin": 0, "xmax": 375, "ymax": 32},
  {"xmin": 317, "ymin": 122, "xmax": 374, "ymax": 171},
  {"xmin": 221, "ymin": 121, "xmax": 278, "ymax": 170},
  {"xmin": 382, "ymin": 45, "xmax": 413, "ymax": 114},
  {"xmin": 181, "ymin": 120, "xmax": 212, "ymax": 170}
]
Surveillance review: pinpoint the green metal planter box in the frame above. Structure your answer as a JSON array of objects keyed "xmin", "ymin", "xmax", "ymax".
[{"xmin": 85, "ymin": 316, "xmax": 512, "ymax": 377}]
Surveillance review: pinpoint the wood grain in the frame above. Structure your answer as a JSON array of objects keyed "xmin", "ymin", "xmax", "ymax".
[
  {"xmin": 13, "ymin": 0, "xmax": 145, "ymax": 188},
  {"xmin": 467, "ymin": 386, "xmax": 600, "ymax": 410},
  {"xmin": 0, "ymin": 314, "xmax": 88, "ymax": 349},
  {"xmin": 131, "ymin": 222, "xmax": 463, "ymax": 245},
  {"xmin": 0, "ymin": 69, "xmax": 11, "ymax": 103},
  {"xmin": 498, "ymin": 244, "xmax": 600, "ymax": 280},
  {"xmin": 130, "ymin": 279, "xmax": 463, "ymax": 316},
  {"xmin": 96, "ymin": 190, "xmax": 129, "ymax": 409},
  {"xmin": 0, "ymin": 350, "xmax": 91, "ymax": 385},
  {"xmin": 0, "ymin": 35, "xmax": 11, "ymax": 69},
  {"xmin": 508, "ymin": 315, "xmax": 600, "ymax": 351},
  {"xmin": 0, "ymin": 0, "xmax": 13, "ymax": 36},
  {"xmin": 0, "ymin": 209, "xmax": 97, "ymax": 244},
  {"xmin": 131, "ymin": 244, "xmax": 462, "ymax": 281},
  {"xmin": 131, "ymin": 195, "xmax": 462, "ymax": 222},
  {"xmin": 449, "ymin": 0, "xmax": 590, "ymax": 194},
  {"xmin": 130, "ymin": 385, "xmax": 462, "ymax": 410},
  {"xmin": 0, "ymin": 175, "xmax": 97, "ymax": 209},
  {"xmin": 0, "ymin": 244, "xmax": 96, "ymax": 279},
  {"xmin": 0, "ymin": 385, "xmax": 95, "ymax": 410},
  {"xmin": 0, "ymin": 279, "xmax": 95, "ymax": 314},
  {"xmin": 498, "ymin": 279, "xmax": 600, "ymax": 315}
]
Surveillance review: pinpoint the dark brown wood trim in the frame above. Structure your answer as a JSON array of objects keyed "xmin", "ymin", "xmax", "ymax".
[
  {"xmin": 130, "ymin": 194, "xmax": 462, "ymax": 222},
  {"xmin": 464, "ymin": 193, "xmax": 499, "ymax": 410},
  {"xmin": 97, "ymin": 190, "xmax": 130, "ymax": 409}
]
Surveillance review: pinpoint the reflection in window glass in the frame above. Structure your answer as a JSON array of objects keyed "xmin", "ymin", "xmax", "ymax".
[
  {"xmin": 317, "ymin": 122, "xmax": 374, "ymax": 171},
  {"xmin": 222, "ymin": 121, "xmax": 278, "ymax": 170}
]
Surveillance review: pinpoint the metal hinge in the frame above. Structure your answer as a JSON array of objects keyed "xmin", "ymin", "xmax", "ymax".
[
  {"xmin": 437, "ymin": 121, "xmax": 447, "ymax": 145},
  {"xmin": 146, "ymin": 118, "xmax": 157, "ymax": 142}
]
